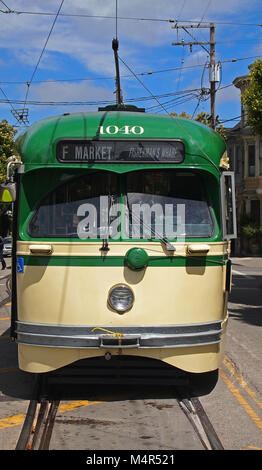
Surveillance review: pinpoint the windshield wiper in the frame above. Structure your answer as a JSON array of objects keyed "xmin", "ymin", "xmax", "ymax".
[{"xmin": 127, "ymin": 202, "xmax": 176, "ymax": 251}]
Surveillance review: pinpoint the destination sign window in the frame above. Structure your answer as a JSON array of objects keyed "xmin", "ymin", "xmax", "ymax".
[{"xmin": 56, "ymin": 140, "xmax": 185, "ymax": 163}]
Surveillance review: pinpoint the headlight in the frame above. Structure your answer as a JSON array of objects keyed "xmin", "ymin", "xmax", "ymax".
[{"xmin": 108, "ymin": 284, "xmax": 134, "ymax": 313}]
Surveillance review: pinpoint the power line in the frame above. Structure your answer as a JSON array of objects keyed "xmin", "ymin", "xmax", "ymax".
[
  {"xmin": 118, "ymin": 55, "xmax": 220, "ymax": 172},
  {"xmin": 0, "ymin": 9, "xmax": 262, "ymax": 27},
  {"xmin": 0, "ymin": 0, "xmax": 11, "ymax": 11},
  {"xmin": 197, "ymin": 0, "xmax": 212, "ymax": 27},
  {"xmin": 22, "ymin": 0, "xmax": 65, "ymax": 118},
  {"xmin": 0, "ymin": 88, "xmax": 204, "ymax": 107},
  {"xmin": 1, "ymin": 54, "xmax": 261, "ymax": 86}
]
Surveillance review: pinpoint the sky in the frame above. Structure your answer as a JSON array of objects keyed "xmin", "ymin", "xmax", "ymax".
[{"xmin": 0, "ymin": 0, "xmax": 261, "ymax": 134}]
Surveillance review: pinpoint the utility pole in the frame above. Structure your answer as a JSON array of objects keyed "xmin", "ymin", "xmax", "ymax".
[{"xmin": 171, "ymin": 23, "xmax": 219, "ymax": 129}]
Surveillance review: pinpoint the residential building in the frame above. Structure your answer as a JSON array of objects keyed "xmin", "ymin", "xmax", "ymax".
[{"xmin": 226, "ymin": 66, "xmax": 262, "ymax": 255}]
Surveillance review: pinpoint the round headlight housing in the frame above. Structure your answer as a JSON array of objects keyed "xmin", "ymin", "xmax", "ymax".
[{"xmin": 108, "ymin": 284, "xmax": 134, "ymax": 313}]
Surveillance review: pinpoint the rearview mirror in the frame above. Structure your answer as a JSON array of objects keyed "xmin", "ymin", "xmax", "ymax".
[{"xmin": 220, "ymin": 172, "xmax": 237, "ymax": 239}]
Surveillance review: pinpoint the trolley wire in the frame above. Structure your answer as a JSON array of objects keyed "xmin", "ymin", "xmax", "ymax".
[{"xmin": 0, "ymin": 9, "xmax": 261, "ymax": 26}]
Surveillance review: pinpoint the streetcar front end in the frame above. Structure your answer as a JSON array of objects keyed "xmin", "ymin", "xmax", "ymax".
[{"xmin": 5, "ymin": 110, "xmax": 236, "ymax": 392}]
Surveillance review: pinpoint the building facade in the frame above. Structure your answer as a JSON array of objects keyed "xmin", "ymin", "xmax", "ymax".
[{"xmin": 226, "ymin": 68, "xmax": 262, "ymax": 255}]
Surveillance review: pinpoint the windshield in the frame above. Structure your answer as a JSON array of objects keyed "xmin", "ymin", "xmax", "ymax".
[
  {"xmin": 29, "ymin": 172, "xmax": 119, "ymax": 238},
  {"xmin": 28, "ymin": 170, "xmax": 213, "ymax": 239},
  {"xmin": 126, "ymin": 171, "xmax": 213, "ymax": 238}
]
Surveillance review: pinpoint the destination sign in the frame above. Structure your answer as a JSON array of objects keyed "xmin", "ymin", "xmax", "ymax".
[{"xmin": 56, "ymin": 140, "xmax": 185, "ymax": 163}]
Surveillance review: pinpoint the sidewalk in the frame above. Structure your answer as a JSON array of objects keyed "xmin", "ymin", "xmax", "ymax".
[{"xmin": 231, "ymin": 256, "xmax": 262, "ymax": 268}]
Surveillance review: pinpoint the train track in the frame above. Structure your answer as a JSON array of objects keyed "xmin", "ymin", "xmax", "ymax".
[
  {"xmin": 15, "ymin": 398, "xmax": 60, "ymax": 450},
  {"xmin": 177, "ymin": 396, "xmax": 223, "ymax": 450},
  {"xmin": 15, "ymin": 375, "xmax": 223, "ymax": 450}
]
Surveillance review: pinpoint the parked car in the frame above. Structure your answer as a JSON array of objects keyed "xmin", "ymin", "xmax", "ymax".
[{"xmin": 3, "ymin": 237, "xmax": 12, "ymax": 257}]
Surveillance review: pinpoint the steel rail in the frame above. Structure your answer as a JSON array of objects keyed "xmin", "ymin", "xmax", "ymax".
[
  {"xmin": 15, "ymin": 398, "xmax": 60, "ymax": 450},
  {"xmin": 177, "ymin": 396, "xmax": 224, "ymax": 450}
]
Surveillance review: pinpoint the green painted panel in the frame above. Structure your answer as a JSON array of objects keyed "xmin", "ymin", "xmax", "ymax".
[
  {"xmin": 16, "ymin": 111, "xmax": 226, "ymax": 173},
  {"xmin": 21, "ymin": 254, "xmax": 225, "ymax": 267}
]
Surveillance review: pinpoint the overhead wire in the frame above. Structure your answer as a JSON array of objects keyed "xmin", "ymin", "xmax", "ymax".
[
  {"xmin": 118, "ymin": 55, "xmax": 220, "ymax": 173},
  {"xmin": 22, "ymin": 0, "xmax": 65, "ymax": 117},
  {"xmin": 0, "ymin": 9, "xmax": 261, "ymax": 26},
  {"xmin": 0, "ymin": 5, "xmax": 258, "ymax": 132},
  {"xmin": 197, "ymin": 0, "xmax": 212, "ymax": 27},
  {"xmin": 0, "ymin": 88, "xmax": 205, "ymax": 107},
  {"xmin": 0, "ymin": 0, "xmax": 11, "ymax": 11},
  {"xmin": 1, "ymin": 54, "xmax": 260, "ymax": 86}
]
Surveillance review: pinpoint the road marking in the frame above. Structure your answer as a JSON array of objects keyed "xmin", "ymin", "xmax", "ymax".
[
  {"xmin": 223, "ymin": 358, "xmax": 262, "ymax": 410},
  {"xmin": 0, "ymin": 400, "xmax": 102, "ymax": 430},
  {"xmin": 0, "ymin": 414, "xmax": 25, "ymax": 430},
  {"xmin": 242, "ymin": 446, "xmax": 262, "ymax": 450},
  {"xmin": 58, "ymin": 400, "xmax": 101, "ymax": 413},
  {"xmin": 220, "ymin": 369, "xmax": 262, "ymax": 432}
]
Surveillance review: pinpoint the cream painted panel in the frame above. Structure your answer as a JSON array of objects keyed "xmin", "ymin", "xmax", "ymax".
[{"xmin": 17, "ymin": 264, "xmax": 225, "ymax": 326}]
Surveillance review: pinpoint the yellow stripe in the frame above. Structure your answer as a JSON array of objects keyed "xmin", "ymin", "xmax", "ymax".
[
  {"xmin": 0, "ymin": 317, "xmax": 10, "ymax": 321},
  {"xmin": 220, "ymin": 369, "xmax": 262, "ymax": 432},
  {"xmin": 0, "ymin": 400, "xmax": 101, "ymax": 430},
  {"xmin": 58, "ymin": 400, "xmax": 101, "ymax": 413},
  {"xmin": 223, "ymin": 358, "xmax": 262, "ymax": 410},
  {"xmin": 245, "ymin": 446, "xmax": 262, "ymax": 450},
  {"xmin": 0, "ymin": 414, "xmax": 25, "ymax": 430}
]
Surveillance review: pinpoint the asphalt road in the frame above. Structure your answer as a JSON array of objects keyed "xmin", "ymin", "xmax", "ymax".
[
  {"xmin": 0, "ymin": 256, "xmax": 262, "ymax": 452},
  {"xmin": 201, "ymin": 257, "xmax": 262, "ymax": 450}
]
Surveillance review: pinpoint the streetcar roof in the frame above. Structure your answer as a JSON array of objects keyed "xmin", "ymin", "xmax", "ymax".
[{"xmin": 15, "ymin": 110, "xmax": 226, "ymax": 175}]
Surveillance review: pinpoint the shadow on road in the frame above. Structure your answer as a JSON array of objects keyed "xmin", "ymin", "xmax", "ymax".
[{"xmin": 229, "ymin": 273, "xmax": 262, "ymax": 327}]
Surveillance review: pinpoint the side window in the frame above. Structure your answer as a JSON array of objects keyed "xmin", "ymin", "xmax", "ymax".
[{"xmin": 220, "ymin": 171, "xmax": 237, "ymax": 239}]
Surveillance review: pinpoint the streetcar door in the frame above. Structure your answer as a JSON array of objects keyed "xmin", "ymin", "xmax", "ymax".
[{"xmin": 220, "ymin": 171, "xmax": 237, "ymax": 239}]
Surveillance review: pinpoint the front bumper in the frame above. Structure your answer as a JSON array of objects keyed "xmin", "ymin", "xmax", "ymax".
[{"xmin": 16, "ymin": 320, "xmax": 223, "ymax": 349}]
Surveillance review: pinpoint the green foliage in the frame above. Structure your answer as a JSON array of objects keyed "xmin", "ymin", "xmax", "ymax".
[
  {"xmin": 241, "ymin": 224, "xmax": 262, "ymax": 241},
  {"xmin": 0, "ymin": 119, "xmax": 17, "ymax": 183},
  {"xmin": 242, "ymin": 59, "xmax": 262, "ymax": 136},
  {"xmin": 170, "ymin": 110, "xmax": 226, "ymax": 140}
]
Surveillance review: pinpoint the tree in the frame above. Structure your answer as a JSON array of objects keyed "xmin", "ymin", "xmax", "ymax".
[
  {"xmin": 0, "ymin": 120, "xmax": 17, "ymax": 236},
  {"xmin": 170, "ymin": 110, "xmax": 226, "ymax": 139},
  {"xmin": 242, "ymin": 59, "xmax": 262, "ymax": 135},
  {"xmin": 0, "ymin": 119, "xmax": 17, "ymax": 183}
]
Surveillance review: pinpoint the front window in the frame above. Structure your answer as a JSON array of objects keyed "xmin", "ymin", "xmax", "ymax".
[
  {"xmin": 29, "ymin": 171, "xmax": 119, "ymax": 238},
  {"xmin": 28, "ymin": 170, "xmax": 214, "ymax": 239},
  {"xmin": 126, "ymin": 171, "xmax": 213, "ymax": 238}
]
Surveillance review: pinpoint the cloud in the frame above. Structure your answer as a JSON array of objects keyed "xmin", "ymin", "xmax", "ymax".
[
  {"xmin": 216, "ymin": 83, "xmax": 240, "ymax": 104},
  {"xmin": 26, "ymin": 79, "xmax": 115, "ymax": 108},
  {"xmin": 0, "ymin": 0, "xmax": 259, "ymax": 74}
]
